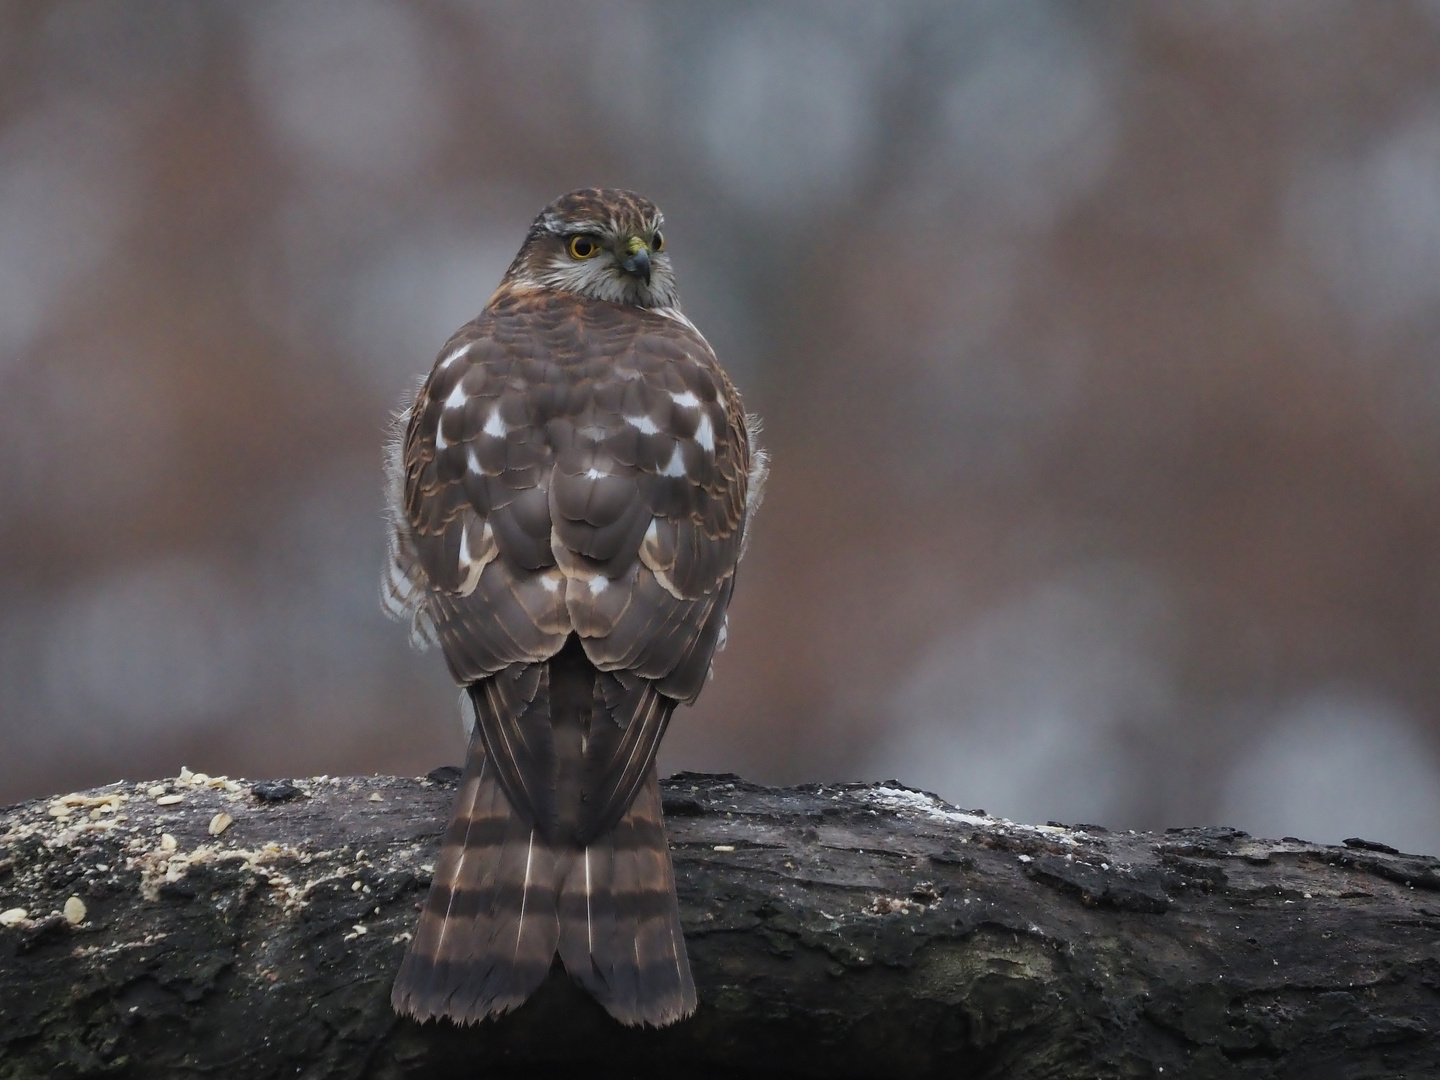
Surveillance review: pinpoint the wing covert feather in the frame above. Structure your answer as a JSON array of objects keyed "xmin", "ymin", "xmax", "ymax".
[{"xmin": 396, "ymin": 292, "xmax": 755, "ymax": 854}]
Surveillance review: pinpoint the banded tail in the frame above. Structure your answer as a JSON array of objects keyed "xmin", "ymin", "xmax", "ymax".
[{"xmin": 391, "ymin": 644, "xmax": 696, "ymax": 1026}]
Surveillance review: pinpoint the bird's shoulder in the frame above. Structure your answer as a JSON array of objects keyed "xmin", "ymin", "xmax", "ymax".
[{"xmin": 407, "ymin": 292, "xmax": 747, "ymax": 464}]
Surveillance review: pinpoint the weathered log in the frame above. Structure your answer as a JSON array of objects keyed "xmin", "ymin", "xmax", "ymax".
[{"xmin": 1, "ymin": 768, "xmax": 1436, "ymax": 1078}]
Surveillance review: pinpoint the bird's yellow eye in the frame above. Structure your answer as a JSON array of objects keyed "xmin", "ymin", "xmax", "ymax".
[
  {"xmin": 568, "ymin": 235, "xmax": 599, "ymax": 259},
  {"xmin": 652, "ymin": 230, "xmax": 664, "ymax": 252}
]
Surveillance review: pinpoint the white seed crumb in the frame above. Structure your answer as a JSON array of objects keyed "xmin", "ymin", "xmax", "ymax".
[
  {"xmin": 368, "ymin": 792, "xmax": 383, "ymax": 803},
  {"xmin": 179, "ymin": 766, "xmax": 194, "ymax": 782},
  {"xmin": 352, "ymin": 924, "xmax": 367, "ymax": 935},
  {"xmin": 67, "ymin": 792, "xmax": 127, "ymax": 809},
  {"xmin": 146, "ymin": 785, "xmax": 167, "ymax": 797},
  {"xmin": 208, "ymin": 813, "xmax": 234, "ymax": 837},
  {"xmin": 1017, "ymin": 854, "xmax": 1033, "ymax": 863},
  {"xmin": 191, "ymin": 772, "xmax": 211, "ymax": 785},
  {"xmin": 156, "ymin": 795, "xmax": 184, "ymax": 806},
  {"xmin": 63, "ymin": 896, "xmax": 87, "ymax": 925},
  {"xmin": 713, "ymin": 845, "xmax": 735, "ymax": 853},
  {"xmin": 0, "ymin": 908, "xmax": 28, "ymax": 927},
  {"xmin": 160, "ymin": 834, "xmax": 178, "ymax": 853},
  {"xmin": 96, "ymin": 863, "xmax": 109, "ymax": 873},
  {"xmin": 351, "ymin": 880, "xmax": 363, "ymax": 892}
]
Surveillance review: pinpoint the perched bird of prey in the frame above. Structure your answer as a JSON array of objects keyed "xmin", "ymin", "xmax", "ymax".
[{"xmin": 382, "ymin": 189, "xmax": 766, "ymax": 1027}]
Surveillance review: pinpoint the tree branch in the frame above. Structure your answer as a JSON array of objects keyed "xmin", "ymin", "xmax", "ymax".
[{"xmin": 2, "ymin": 770, "xmax": 1437, "ymax": 1078}]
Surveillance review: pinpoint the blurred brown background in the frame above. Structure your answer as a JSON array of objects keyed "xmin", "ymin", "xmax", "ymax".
[{"xmin": 3, "ymin": 1, "xmax": 1440, "ymax": 854}]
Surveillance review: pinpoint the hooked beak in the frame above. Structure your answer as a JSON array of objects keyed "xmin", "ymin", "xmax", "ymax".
[{"xmin": 620, "ymin": 237, "xmax": 652, "ymax": 284}]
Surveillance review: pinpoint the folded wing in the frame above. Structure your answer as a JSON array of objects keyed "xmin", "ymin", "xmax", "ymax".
[{"xmin": 392, "ymin": 301, "xmax": 754, "ymax": 841}]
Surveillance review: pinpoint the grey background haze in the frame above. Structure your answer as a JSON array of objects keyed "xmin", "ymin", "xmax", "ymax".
[{"xmin": 3, "ymin": 1, "xmax": 1440, "ymax": 856}]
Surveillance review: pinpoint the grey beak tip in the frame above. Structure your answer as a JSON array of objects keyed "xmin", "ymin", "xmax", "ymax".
[{"xmin": 622, "ymin": 250, "xmax": 652, "ymax": 284}]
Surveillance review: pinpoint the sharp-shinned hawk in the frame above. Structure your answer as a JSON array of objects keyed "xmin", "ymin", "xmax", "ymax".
[{"xmin": 382, "ymin": 189, "xmax": 766, "ymax": 1027}]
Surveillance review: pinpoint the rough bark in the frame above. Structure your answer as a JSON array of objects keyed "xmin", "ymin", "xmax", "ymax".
[{"xmin": 1, "ymin": 769, "xmax": 1437, "ymax": 1079}]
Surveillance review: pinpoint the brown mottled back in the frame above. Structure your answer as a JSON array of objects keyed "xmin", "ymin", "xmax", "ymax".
[{"xmin": 384, "ymin": 189, "xmax": 766, "ymax": 1027}]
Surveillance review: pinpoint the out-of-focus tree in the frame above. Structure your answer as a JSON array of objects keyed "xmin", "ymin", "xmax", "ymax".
[{"xmin": 2, "ymin": 1, "xmax": 1440, "ymax": 854}]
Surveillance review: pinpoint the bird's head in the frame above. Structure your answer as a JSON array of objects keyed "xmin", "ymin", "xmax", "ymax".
[{"xmin": 496, "ymin": 188, "xmax": 679, "ymax": 309}]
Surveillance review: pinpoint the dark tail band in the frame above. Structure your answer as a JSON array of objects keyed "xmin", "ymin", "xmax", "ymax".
[{"xmin": 391, "ymin": 743, "xmax": 695, "ymax": 1026}]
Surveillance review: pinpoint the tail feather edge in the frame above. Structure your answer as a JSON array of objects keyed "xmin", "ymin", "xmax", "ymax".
[{"xmin": 392, "ymin": 751, "xmax": 694, "ymax": 1027}]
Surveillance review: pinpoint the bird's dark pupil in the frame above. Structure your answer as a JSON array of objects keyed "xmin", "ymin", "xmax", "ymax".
[{"xmin": 574, "ymin": 239, "xmax": 592, "ymax": 256}]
